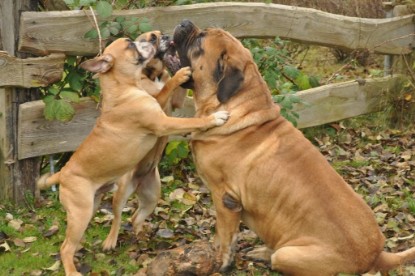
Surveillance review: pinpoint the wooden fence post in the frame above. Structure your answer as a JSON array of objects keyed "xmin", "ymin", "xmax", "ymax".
[{"xmin": 0, "ymin": 0, "xmax": 41, "ymax": 205}]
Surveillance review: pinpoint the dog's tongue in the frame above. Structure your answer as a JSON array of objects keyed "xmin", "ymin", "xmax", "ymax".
[{"xmin": 163, "ymin": 44, "xmax": 181, "ymax": 75}]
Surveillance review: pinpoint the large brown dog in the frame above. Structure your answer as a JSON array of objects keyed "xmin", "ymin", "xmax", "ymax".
[
  {"xmin": 101, "ymin": 31, "xmax": 188, "ymax": 251},
  {"xmin": 36, "ymin": 37, "xmax": 229, "ymax": 276},
  {"xmin": 173, "ymin": 20, "xmax": 415, "ymax": 275}
]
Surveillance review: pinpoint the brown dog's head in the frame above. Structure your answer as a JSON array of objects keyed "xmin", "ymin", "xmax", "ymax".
[
  {"xmin": 135, "ymin": 31, "xmax": 181, "ymax": 80},
  {"xmin": 173, "ymin": 20, "xmax": 263, "ymax": 103},
  {"xmin": 80, "ymin": 38, "xmax": 155, "ymax": 82}
]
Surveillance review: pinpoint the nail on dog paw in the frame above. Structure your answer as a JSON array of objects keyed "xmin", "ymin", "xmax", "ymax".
[{"xmin": 213, "ymin": 111, "xmax": 230, "ymax": 126}]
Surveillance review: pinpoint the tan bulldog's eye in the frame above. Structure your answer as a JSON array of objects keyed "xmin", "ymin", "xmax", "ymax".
[
  {"xmin": 150, "ymin": 33, "xmax": 157, "ymax": 44},
  {"xmin": 126, "ymin": 39, "xmax": 136, "ymax": 49}
]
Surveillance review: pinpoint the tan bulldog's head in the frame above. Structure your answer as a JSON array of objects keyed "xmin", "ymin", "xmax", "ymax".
[{"xmin": 80, "ymin": 38, "xmax": 155, "ymax": 82}]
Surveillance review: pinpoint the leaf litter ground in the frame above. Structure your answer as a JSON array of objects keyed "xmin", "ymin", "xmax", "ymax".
[{"xmin": 1, "ymin": 118, "xmax": 415, "ymax": 275}]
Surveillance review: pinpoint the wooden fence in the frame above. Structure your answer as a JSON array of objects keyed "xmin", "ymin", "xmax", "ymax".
[{"xmin": 0, "ymin": 2, "xmax": 414, "ymax": 203}]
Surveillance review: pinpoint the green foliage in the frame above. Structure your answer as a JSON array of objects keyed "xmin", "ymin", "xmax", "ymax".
[
  {"xmin": 42, "ymin": 1, "xmax": 153, "ymax": 122},
  {"xmin": 41, "ymin": 56, "xmax": 99, "ymax": 122},
  {"xmin": 164, "ymin": 141, "xmax": 190, "ymax": 165},
  {"xmin": 160, "ymin": 141, "xmax": 195, "ymax": 182},
  {"xmin": 81, "ymin": 0, "xmax": 152, "ymax": 41},
  {"xmin": 242, "ymin": 37, "xmax": 320, "ymax": 126}
]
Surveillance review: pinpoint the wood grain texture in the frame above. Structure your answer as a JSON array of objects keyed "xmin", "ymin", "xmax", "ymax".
[
  {"xmin": 0, "ymin": 51, "xmax": 65, "ymax": 88},
  {"xmin": 295, "ymin": 76, "xmax": 402, "ymax": 128},
  {"xmin": 18, "ymin": 3, "xmax": 415, "ymax": 56},
  {"xmin": 0, "ymin": 0, "xmax": 41, "ymax": 204},
  {"xmin": 18, "ymin": 98, "xmax": 99, "ymax": 159},
  {"xmin": 17, "ymin": 75, "xmax": 403, "ymax": 159}
]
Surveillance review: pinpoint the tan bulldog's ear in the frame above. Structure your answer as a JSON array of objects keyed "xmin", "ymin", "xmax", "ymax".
[
  {"xmin": 215, "ymin": 54, "xmax": 244, "ymax": 103},
  {"xmin": 80, "ymin": 54, "xmax": 114, "ymax": 74}
]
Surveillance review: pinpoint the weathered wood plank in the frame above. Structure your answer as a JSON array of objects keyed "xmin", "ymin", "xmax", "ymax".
[
  {"xmin": 295, "ymin": 76, "xmax": 403, "ymax": 129},
  {"xmin": 18, "ymin": 98, "xmax": 99, "ymax": 160},
  {"xmin": 0, "ymin": 51, "xmax": 64, "ymax": 88},
  {"xmin": 0, "ymin": 0, "xmax": 40, "ymax": 204},
  {"xmin": 17, "ymin": 75, "xmax": 403, "ymax": 159},
  {"xmin": 18, "ymin": 3, "xmax": 415, "ymax": 56}
]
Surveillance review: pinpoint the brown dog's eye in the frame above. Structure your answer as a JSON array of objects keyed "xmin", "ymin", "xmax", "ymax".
[{"xmin": 150, "ymin": 34, "xmax": 157, "ymax": 44}]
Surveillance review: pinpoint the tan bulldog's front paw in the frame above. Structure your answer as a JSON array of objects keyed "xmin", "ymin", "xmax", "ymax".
[{"xmin": 174, "ymin": 66, "xmax": 192, "ymax": 84}]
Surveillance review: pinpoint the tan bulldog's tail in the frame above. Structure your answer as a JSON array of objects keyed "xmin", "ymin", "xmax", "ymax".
[
  {"xmin": 371, "ymin": 247, "xmax": 415, "ymax": 273},
  {"xmin": 35, "ymin": 172, "xmax": 61, "ymax": 199}
]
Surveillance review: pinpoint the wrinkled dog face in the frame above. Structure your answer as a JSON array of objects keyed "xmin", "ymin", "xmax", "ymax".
[
  {"xmin": 173, "ymin": 20, "xmax": 247, "ymax": 103},
  {"xmin": 80, "ymin": 38, "xmax": 155, "ymax": 77},
  {"xmin": 135, "ymin": 31, "xmax": 171, "ymax": 57}
]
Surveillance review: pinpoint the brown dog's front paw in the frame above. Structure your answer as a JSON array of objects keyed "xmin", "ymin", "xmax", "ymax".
[
  {"xmin": 173, "ymin": 66, "xmax": 192, "ymax": 84},
  {"xmin": 102, "ymin": 236, "xmax": 117, "ymax": 251}
]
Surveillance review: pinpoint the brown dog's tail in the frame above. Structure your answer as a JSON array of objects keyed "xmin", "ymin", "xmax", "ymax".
[
  {"xmin": 36, "ymin": 172, "xmax": 61, "ymax": 190},
  {"xmin": 370, "ymin": 247, "xmax": 415, "ymax": 273}
]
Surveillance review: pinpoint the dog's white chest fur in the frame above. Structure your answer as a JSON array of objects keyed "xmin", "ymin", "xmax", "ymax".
[{"xmin": 155, "ymin": 77, "xmax": 165, "ymax": 91}]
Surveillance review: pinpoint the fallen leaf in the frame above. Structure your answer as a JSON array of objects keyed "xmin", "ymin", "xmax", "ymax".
[
  {"xmin": 23, "ymin": 236, "xmax": 37, "ymax": 243},
  {"xmin": 5, "ymin": 213, "xmax": 13, "ymax": 221},
  {"xmin": 43, "ymin": 225, "xmax": 59, "ymax": 238},
  {"xmin": 13, "ymin": 238, "xmax": 26, "ymax": 247},
  {"xmin": 8, "ymin": 219, "xmax": 23, "ymax": 231},
  {"xmin": 156, "ymin": 228, "xmax": 174, "ymax": 239},
  {"xmin": 44, "ymin": 260, "xmax": 60, "ymax": 271},
  {"xmin": 0, "ymin": 241, "xmax": 11, "ymax": 253}
]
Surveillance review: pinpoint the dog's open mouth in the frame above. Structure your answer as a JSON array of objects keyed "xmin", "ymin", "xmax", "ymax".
[{"xmin": 163, "ymin": 41, "xmax": 182, "ymax": 75}]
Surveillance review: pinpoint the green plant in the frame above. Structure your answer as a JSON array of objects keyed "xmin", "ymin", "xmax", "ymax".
[
  {"xmin": 41, "ymin": 1, "xmax": 153, "ymax": 122},
  {"xmin": 160, "ymin": 141, "xmax": 195, "ymax": 180},
  {"xmin": 41, "ymin": 56, "xmax": 99, "ymax": 121},
  {"xmin": 242, "ymin": 37, "xmax": 320, "ymax": 126}
]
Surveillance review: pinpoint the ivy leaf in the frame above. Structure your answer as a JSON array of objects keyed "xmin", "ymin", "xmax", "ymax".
[
  {"xmin": 283, "ymin": 65, "xmax": 300, "ymax": 80},
  {"xmin": 60, "ymin": 91, "xmax": 80, "ymax": 103},
  {"xmin": 64, "ymin": 0, "xmax": 75, "ymax": 5},
  {"xmin": 44, "ymin": 99, "xmax": 75, "ymax": 122},
  {"xmin": 43, "ymin": 95, "xmax": 55, "ymax": 104},
  {"xmin": 295, "ymin": 73, "xmax": 311, "ymax": 90},
  {"xmin": 139, "ymin": 21, "xmax": 152, "ymax": 33},
  {"xmin": 55, "ymin": 100, "xmax": 75, "ymax": 122},
  {"xmin": 100, "ymin": 27, "xmax": 111, "ymax": 39},
  {"xmin": 67, "ymin": 70, "xmax": 83, "ymax": 91},
  {"xmin": 96, "ymin": 1, "xmax": 113, "ymax": 19},
  {"xmin": 48, "ymin": 86, "xmax": 59, "ymax": 96},
  {"xmin": 84, "ymin": 28, "xmax": 98, "ymax": 39},
  {"xmin": 80, "ymin": 0, "xmax": 93, "ymax": 5},
  {"xmin": 109, "ymin": 21, "xmax": 121, "ymax": 35},
  {"xmin": 309, "ymin": 76, "xmax": 320, "ymax": 88},
  {"xmin": 44, "ymin": 98, "xmax": 60, "ymax": 121},
  {"xmin": 126, "ymin": 25, "xmax": 139, "ymax": 36},
  {"xmin": 115, "ymin": 16, "xmax": 125, "ymax": 23}
]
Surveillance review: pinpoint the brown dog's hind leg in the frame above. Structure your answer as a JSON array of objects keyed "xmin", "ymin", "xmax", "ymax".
[
  {"xmin": 131, "ymin": 167, "xmax": 161, "ymax": 235},
  {"xmin": 246, "ymin": 246, "xmax": 273, "ymax": 263},
  {"xmin": 103, "ymin": 175, "xmax": 136, "ymax": 251},
  {"xmin": 270, "ymin": 245, "xmax": 341, "ymax": 276},
  {"xmin": 59, "ymin": 183, "xmax": 95, "ymax": 276}
]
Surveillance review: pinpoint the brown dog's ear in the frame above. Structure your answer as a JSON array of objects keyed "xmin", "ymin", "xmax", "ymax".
[
  {"xmin": 215, "ymin": 55, "xmax": 244, "ymax": 103},
  {"xmin": 80, "ymin": 54, "xmax": 114, "ymax": 74}
]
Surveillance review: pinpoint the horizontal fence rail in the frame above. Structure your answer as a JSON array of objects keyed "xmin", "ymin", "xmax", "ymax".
[
  {"xmin": 17, "ymin": 75, "xmax": 404, "ymax": 160},
  {"xmin": 18, "ymin": 2, "xmax": 415, "ymax": 56},
  {"xmin": 0, "ymin": 52, "xmax": 65, "ymax": 88}
]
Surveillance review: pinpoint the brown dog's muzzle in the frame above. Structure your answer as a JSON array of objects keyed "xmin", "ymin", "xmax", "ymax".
[{"xmin": 173, "ymin": 19, "xmax": 200, "ymax": 88}]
